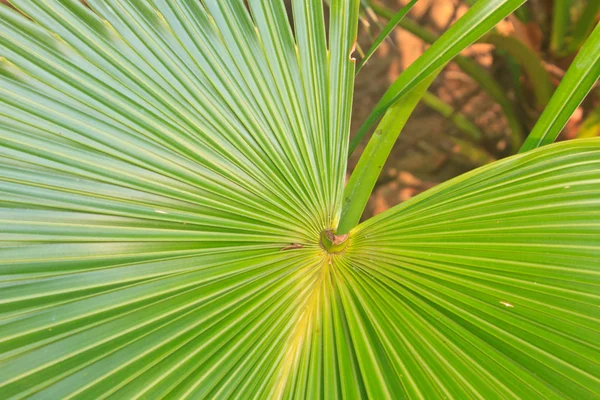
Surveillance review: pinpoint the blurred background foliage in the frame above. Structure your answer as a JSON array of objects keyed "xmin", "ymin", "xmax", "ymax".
[{"xmin": 350, "ymin": 0, "xmax": 600, "ymax": 218}]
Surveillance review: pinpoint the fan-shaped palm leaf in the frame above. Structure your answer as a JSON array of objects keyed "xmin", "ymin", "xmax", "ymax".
[{"xmin": 0, "ymin": 0, "xmax": 598, "ymax": 398}]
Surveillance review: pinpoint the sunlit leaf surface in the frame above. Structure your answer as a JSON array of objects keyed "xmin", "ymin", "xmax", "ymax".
[{"xmin": 0, "ymin": 1, "xmax": 598, "ymax": 398}]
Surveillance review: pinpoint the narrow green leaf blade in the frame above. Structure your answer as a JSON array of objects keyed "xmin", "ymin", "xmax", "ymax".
[
  {"xmin": 356, "ymin": 0, "xmax": 418, "ymax": 74},
  {"xmin": 485, "ymin": 32, "xmax": 554, "ymax": 108},
  {"xmin": 520, "ymin": 22, "xmax": 600, "ymax": 152},
  {"xmin": 354, "ymin": 0, "xmax": 525, "ymax": 144},
  {"xmin": 550, "ymin": 0, "xmax": 571, "ymax": 54},
  {"xmin": 364, "ymin": 3, "xmax": 525, "ymax": 151},
  {"xmin": 339, "ymin": 73, "xmax": 438, "ymax": 234},
  {"xmin": 328, "ymin": 0, "xmax": 361, "ymax": 225}
]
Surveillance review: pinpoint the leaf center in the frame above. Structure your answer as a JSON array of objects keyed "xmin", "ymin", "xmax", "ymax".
[{"xmin": 320, "ymin": 229, "xmax": 349, "ymax": 253}]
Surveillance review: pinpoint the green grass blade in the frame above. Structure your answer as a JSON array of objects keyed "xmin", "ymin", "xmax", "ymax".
[
  {"xmin": 421, "ymin": 91, "xmax": 483, "ymax": 141},
  {"xmin": 353, "ymin": 0, "xmax": 526, "ymax": 147},
  {"xmin": 564, "ymin": 0, "xmax": 600, "ymax": 56},
  {"xmin": 485, "ymin": 33, "xmax": 554, "ymax": 108},
  {"xmin": 355, "ymin": 0, "xmax": 418, "ymax": 74},
  {"xmin": 338, "ymin": 73, "xmax": 437, "ymax": 235},
  {"xmin": 550, "ymin": 0, "xmax": 572, "ymax": 55},
  {"xmin": 363, "ymin": 4, "xmax": 525, "ymax": 152},
  {"xmin": 520, "ymin": 22, "xmax": 600, "ymax": 152}
]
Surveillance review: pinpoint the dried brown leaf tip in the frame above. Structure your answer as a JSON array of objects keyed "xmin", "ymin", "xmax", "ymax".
[
  {"xmin": 280, "ymin": 243, "xmax": 304, "ymax": 251},
  {"xmin": 324, "ymin": 229, "xmax": 348, "ymax": 246}
]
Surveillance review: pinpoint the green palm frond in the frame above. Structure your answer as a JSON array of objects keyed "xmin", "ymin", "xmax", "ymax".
[{"xmin": 0, "ymin": 1, "xmax": 599, "ymax": 398}]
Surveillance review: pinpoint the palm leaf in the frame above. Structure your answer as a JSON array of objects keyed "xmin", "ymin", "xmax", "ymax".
[
  {"xmin": 0, "ymin": 1, "xmax": 599, "ymax": 398},
  {"xmin": 350, "ymin": 139, "xmax": 600, "ymax": 398}
]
